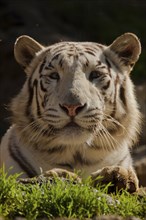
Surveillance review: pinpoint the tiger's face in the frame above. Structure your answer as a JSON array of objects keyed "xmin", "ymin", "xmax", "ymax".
[
  {"xmin": 36, "ymin": 43, "xmax": 109, "ymax": 136},
  {"xmin": 12, "ymin": 33, "xmax": 141, "ymax": 147}
]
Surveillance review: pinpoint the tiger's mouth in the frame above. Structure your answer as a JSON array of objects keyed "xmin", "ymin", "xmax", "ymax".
[
  {"xmin": 65, "ymin": 121, "xmax": 80, "ymax": 128},
  {"xmin": 62, "ymin": 120, "xmax": 86, "ymax": 134}
]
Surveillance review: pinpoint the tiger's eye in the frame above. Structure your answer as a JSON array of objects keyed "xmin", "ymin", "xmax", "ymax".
[
  {"xmin": 49, "ymin": 72, "xmax": 60, "ymax": 80},
  {"xmin": 89, "ymin": 71, "xmax": 101, "ymax": 81}
]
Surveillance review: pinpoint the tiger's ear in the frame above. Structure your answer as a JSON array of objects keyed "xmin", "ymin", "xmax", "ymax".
[
  {"xmin": 109, "ymin": 33, "xmax": 141, "ymax": 70},
  {"xmin": 14, "ymin": 35, "xmax": 44, "ymax": 68}
]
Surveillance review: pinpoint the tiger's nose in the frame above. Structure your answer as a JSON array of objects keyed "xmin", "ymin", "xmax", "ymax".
[{"xmin": 60, "ymin": 103, "xmax": 86, "ymax": 117}]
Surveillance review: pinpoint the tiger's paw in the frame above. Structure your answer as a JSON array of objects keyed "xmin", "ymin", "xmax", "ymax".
[
  {"xmin": 91, "ymin": 166, "xmax": 139, "ymax": 193},
  {"xmin": 43, "ymin": 168, "xmax": 81, "ymax": 182},
  {"xmin": 19, "ymin": 168, "xmax": 81, "ymax": 184}
]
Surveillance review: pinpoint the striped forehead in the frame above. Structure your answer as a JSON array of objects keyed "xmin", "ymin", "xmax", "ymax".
[{"xmin": 44, "ymin": 42, "xmax": 105, "ymax": 68}]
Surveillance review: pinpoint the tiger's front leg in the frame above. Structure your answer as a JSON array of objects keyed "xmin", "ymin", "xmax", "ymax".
[{"xmin": 91, "ymin": 166, "xmax": 139, "ymax": 193}]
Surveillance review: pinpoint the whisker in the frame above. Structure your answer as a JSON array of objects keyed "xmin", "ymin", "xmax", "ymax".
[
  {"xmin": 18, "ymin": 115, "xmax": 54, "ymax": 144},
  {"xmin": 96, "ymin": 125, "xmax": 109, "ymax": 151},
  {"xmin": 98, "ymin": 122, "xmax": 119, "ymax": 150},
  {"xmin": 103, "ymin": 126, "xmax": 119, "ymax": 148},
  {"xmin": 100, "ymin": 127, "xmax": 115, "ymax": 150},
  {"xmin": 104, "ymin": 113, "xmax": 126, "ymax": 131},
  {"xmin": 103, "ymin": 113, "xmax": 135, "ymax": 141},
  {"xmin": 92, "ymin": 120, "xmax": 110, "ymax": 151}
]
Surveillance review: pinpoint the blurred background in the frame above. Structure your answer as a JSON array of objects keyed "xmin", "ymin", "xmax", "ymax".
[{"xmin": 0, "ymin": 0, "xmax": 146, "ymax": 185}]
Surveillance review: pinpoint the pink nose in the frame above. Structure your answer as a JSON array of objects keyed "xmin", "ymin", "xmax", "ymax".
[{"xmin": 60, "ymin": 104, "xmax": 86, "ymax": 116}]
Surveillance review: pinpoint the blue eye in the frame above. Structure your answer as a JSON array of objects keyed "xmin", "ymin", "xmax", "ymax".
[
  {"xmin": 89, "ymin": 71, "xmax": 101, "ymax": 81},
  {"xmin": 49, "ymin": 72, "xmax": 60, "ymax": 80}
]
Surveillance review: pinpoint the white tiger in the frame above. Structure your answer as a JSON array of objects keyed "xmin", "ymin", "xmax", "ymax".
[{"xmin": 0, "ymin": 33, "xmax": 141, "ymax": 192}]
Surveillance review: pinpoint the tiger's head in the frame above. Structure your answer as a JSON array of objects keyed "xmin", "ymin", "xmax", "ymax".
[{"xmin": 11, "ymin": 33, "xmax": 141, "ymax": 149}]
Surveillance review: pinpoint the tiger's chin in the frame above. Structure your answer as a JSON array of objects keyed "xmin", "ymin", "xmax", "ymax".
[{"xmin": 53, "ymin": 122, "xmax": 95, "ymax": 146}]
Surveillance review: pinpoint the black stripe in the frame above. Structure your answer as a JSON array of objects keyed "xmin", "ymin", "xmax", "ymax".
[
  {"xmin": 25, "ymin": 77, "xmax": 34, "ymax": 120},
  {"xmin": 110, "ymin": 75, "xmax": 119, "ymax": 118},
  {"xmin": 84, "ymin": 47, "xmax": 97, "ymax": 52},
  {"xmin": 86, "ymin": 107, "xmax": 100, "ymax": 113},
  {"xmin": 83, "ymin": 113, "xmax": 98, "ymax": 118},
  {"xmin": 105, "ymin": 58, "xmax": 112, "ymax": 77},
  {"xmin": 84, "ymin": 57, "xmax": 89, "ymax": 66},
  {"xmin": 26, "ymin": 78, "xmax": 41, "ymax": 121},
  {"xmin": 105, "ymin": 58, "xmax": 111, "ymax": 69},
  {"xmin": 59, "ymin": 58, "xmax": 63, "ymax": 68},
  {"xmin": 85, "ymin": 61, "xmax": 89, "ymax": 67},
  {"xmin": 51, "ymin": 53, "xmax": 61, "ymax": 62},
  {"xmin": 85, "ymin": 50, "xmax": 95, "ymax": 56},
  {"xmin": 73, "ymin": 151, "xmax": 92, "ymax": 166},
  {"xmin": 34, "ymin": 79, "xmax": 41, "ymax": 116},
  {"xmin": 102, "ymin": 80, "xmax": 110, "ymax": 90},
  {"xmin": 42, "ymin": 99, "xmax": 46, "ymax": 108},
  {"xmin": 46, "ymin": 145, "xmax": 66, "ymax": 154},
  {"xmin": 96, "ymin": 60, "xmax": 102, "ymax": 66},
  {"xmin": 39, "ymin": 58, "xmax": 46, "ymax": 74},
  {"xmin": 9, "ymin": 140, "xmax": 37, "ymax": 178},
  {"xmin": 56, "ymin": 163, "xmax": 73, "ymax": 170},
  {"xmin": 67, "ymin": 53, "xmax": 74, "ymax": 57},
  {"xmin": 47, "ymin": 108, "xmax": 58, "ymax": 112},
  {"xmin": 51, "ymin": 46, "xmax": 65, "ymax": 54},
  {"xmin": 79, "ymin": 52, "xmax": 85, "ymax": 56},
  {"xmin": 45, "ymin": 62, "xmax": 54, "ymax": 70},
  {"xmin": 45, "ymin": 114, "xmax": 60, "ymax": 118},
  {"xmin": 40, "ymin": 79, "xmax": 47, "ymax": 92},
  {"xmin": 117, "ymin": 154, "xmax": 129, "ymax": 166},
  {"xmin": 95, "ymin": 44, "xmax": 104, "ymax": 50},
  {"xmin": 120, "ymin": 85, "xmax": 126, "ymax": 106}
]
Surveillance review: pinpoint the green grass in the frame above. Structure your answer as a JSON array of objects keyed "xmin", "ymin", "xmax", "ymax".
[{"xmin": 0, "ymin": 168, "xmax": 146, "ymax": 220}]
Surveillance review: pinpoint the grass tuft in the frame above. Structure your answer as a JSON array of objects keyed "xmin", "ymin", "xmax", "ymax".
[{"xmin": 0, "ymin": 168, "xmax": 146, "ymax": 220}]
